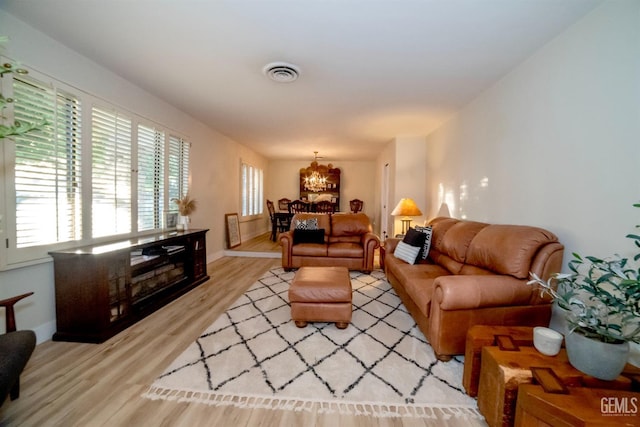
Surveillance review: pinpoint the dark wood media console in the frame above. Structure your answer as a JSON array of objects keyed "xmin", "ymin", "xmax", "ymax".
[{"xmin": 49, "ymin": 229, "xmax": 209, "ymax": 343}]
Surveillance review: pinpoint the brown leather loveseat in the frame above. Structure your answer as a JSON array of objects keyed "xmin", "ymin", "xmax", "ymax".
[
  {"xmin": 280, "ymin": 213, "xmax": 380, "ymax": 273},
  {"xmin": 384, "ymin": 217, "xmax": 564, "ymax": 360}
]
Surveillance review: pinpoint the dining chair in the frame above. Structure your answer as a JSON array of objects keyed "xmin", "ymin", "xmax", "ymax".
[
  {"xmin": 288, "ymin": 200, "xmax": 309, "ymax": 213},
  {"xmin": 350, "ymin": 199, "xmax": 364, "ymax": 213},
  {"xmin": 267, "ymin": 200, "xmax": 290, "ymax": 241},
  {"xmin": 314, "ymin": 200, "xmax": 335, "ymax": 213},
  {"xmin": 277, "ymin": 198, "xmax": 291, "ymax": 211}
]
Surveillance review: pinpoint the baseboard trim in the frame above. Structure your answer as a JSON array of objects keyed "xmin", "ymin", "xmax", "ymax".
[{"xmin": 222, "ymin": 250, "xmax": 281, "ymax": 258}]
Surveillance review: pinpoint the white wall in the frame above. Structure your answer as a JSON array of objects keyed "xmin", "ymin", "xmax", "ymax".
[
  {"xmin": 375, "ymin": 140, "xmax": 396, "ymax": 240},
  {"xmin": 394, "ymin": 136, "xmax": 428, "ymax": 234},
  {"xmin": 376, "ymin": 137, "xmax": 429, "ymax": 237},
  {"xmin": 425, "ymin": 0, "xmax": 640, "ymax": 262},
  {"xmin": 0, "ymin": 10, "xmax": 265, "ymax": 340}
]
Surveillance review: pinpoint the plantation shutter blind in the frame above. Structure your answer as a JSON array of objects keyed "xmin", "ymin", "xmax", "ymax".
[
  {"xmin": 91, "ymin": 106, "xmax": 132, "ymax": 238},
  {"xmin": 241, "ymin": 164, "xmax": 249, "ymax": 216},
  {"xmin": 138, "ymin": 124, "xmax": 164, "ymax": 231},
  {"xmin": 255, "ymin": 167, "xmax": 263, "ymax": 215},
  {"xmin": 13, "ymin": 76, "xmax": 82, "ymax": 248},
  {"xmin": 168, "ymin": 135, "xmax": 190, "ymax": 204},
  {"xmin": 241, "ymin": 163, "xmax": 263, "ymax": 217}
]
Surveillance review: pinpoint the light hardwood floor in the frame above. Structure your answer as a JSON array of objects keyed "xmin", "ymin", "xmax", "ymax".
[
  {"xmin": 1, "ymin": 240, "xmax": 486, "ymax": 426},
  {"xmin": 229, "ymin": 231, "xmax": 281, "ymax": 253}
]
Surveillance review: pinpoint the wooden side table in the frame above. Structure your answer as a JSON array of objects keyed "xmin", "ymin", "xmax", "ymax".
[
  {"xmin": 477, "ymin": 345, "xmax": 633, "ymax": 427},
  {"xmin": 515, "ymin": 383, "xmax": 640, "ymax": 426},
  {"xmin": 379, "ymin": 244, "xmax": 386, "ymax": 270},
  {"xmin": 463, "ymin": 325, "xmax": 536, "ymax": 396}
]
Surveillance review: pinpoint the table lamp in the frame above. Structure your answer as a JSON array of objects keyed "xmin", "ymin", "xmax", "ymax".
[{"xmin": 391, "ymin": 198, "xmax": 423, "ymax": 235}]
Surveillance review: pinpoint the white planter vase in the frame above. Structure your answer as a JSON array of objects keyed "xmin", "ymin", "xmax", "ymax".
[
  {"xmin": 548, "ymin": 301, "xmax": 570, "ymax": 336},
  {"xmin": 565, "ymin": 330, "xmax": 629, "ymax": 380},
  {"xmin": 177, "ymin": 215, "xmax": 189, "ymax": 231}
]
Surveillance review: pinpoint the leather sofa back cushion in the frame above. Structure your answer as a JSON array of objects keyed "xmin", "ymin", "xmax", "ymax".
[
  {"xmin": 466, "ymin": 224, "xmax": 559, "ymax": 279},
  {"xmin": 331, "ymin": 213, "xmax": 372, "ymax": 237},
  {"xmin": 429, "ymin": 217, "xmax": 459, "ymax": 252},
  {"xmin": 440, "ymin": 221, "xmax": 489, "ymax": 263}
]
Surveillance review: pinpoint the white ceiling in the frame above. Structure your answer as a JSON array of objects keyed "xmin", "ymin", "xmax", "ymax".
[{"xmin": 1, "ymin": 0, "xmax": 601, "ymax": 161}]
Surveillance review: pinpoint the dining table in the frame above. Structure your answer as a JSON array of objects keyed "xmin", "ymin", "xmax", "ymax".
[{"xmin": 271, "ymin": 212, "xmax": 294, "ymax": 241}]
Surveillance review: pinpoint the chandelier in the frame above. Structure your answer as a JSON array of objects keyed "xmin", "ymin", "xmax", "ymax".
[
  {"xmin": 303, "ymin": 151, "xmax": 328, "ymax": 192},
  {"xmin": 304, "ymin": 170, "xmax": 327, "ymax": 192}
]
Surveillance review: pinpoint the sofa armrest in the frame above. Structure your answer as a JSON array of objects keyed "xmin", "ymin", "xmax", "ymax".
[
  {"xmin": 279, "ymin": 231, "xmax": 294, "ymax": 268},
  {"xmin": 361, "ymin": 232, "xmax": 380, "ymax": 249},
  {"xmin": 432, "ymin": 275, "xmax": 536, "ymax": 310},
  {"xmin": 361, "ymin": 232, "xmax": 380, "ymax": 272},
  {"xmin": 384, "ymin": 238, "xmax": 401, "ymax": 253}
]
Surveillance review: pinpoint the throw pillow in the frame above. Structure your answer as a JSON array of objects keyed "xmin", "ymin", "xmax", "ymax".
[
  {"xmin": 293, "ymin": 229, "xmax": 325, "ymax": 244},
  {"xmin": 294, "ymin": 218, "xmax": 319, "ymax": 230},
  {"xmin": 394, "ymin": 241, "xmax": 422, "ymax": 265},
  {"xmin": 414, "ymin": 225, "xmax": 433, "ymax": 260},
  {"xmin": 403, "ymin": 227, "xmax": 427, "ymax": 247},
  {"xmin": 393, "ymin": 228, "xmax": 427, "ymax": 265}
]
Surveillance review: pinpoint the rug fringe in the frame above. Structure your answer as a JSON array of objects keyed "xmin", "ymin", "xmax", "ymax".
[{"xmin": 142, "ymin": 386, "xmax": 483, "ymax": 419}]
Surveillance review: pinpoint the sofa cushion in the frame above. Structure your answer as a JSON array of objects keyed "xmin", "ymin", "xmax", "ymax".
[
  {"xmin": 426, "ymin": 217, "xmax": 459, "ymax": 263},
  {"xmin": 389, "ymin": 262, "xmax": 450, "ymax": 317},
  {"xmin": 403, "ymin": 277, "xmax": 436, "ymax": 318},
  {"xmin": 292, "ymin": 243, "xmax": 328, "ymax": 257},
  {"xmin": 465, "ymin": 224, "xmax": 559, "ymax": 279},
  {"xmin": 328, "ymin": 235, "xmax": 361, "ymax": 244},
  {"xmin": 440, "ymin": 221, "xmax": 489, "ymax": 264},
  {"xmin": 429, "ymin": 217, "xmax": 460, "ymax": 253},
  {"xmin": 327, "ymin": 242, "xmax": 364, "ymax": 258},
  {"xmin": 293, "ymin": 229, "xmax": 325, "ymax": 244},
  {"xmin": 330, "ymin": 213, "xmax": 371, "ymax": 237}
]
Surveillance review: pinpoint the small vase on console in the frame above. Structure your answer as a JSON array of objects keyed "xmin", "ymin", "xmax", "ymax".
[{"xmin": 177, "ymin": 215, "xmax": 189, "ymax": 231}]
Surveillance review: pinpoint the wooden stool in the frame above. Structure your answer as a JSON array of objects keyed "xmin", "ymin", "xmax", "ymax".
[
  {"xmin": 516, "ymin": 383, "xmax": 640, "ymax": 426},
  {"xmin": 289, "ymin": 266, "xmax": 352, "ymax": 329},
  {"xmin": 463, "ymin": 325, "xmax": 536, "ymax": 397},
  {"xmin": 477, "ymin": 343, "xmax": 633, "ymax": 427}
]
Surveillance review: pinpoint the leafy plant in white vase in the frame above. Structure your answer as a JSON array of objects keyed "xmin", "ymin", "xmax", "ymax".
[{"xmin": 528, "ymin": 202, "xmax": 640, "ymax": 380}]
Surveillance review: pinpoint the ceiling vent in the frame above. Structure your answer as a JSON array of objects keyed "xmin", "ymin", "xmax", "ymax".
[{"xmin": 263, "ymin": 62, "xmax": 300, "ymax": 83}]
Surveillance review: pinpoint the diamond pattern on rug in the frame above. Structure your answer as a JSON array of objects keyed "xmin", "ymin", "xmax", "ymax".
[{"xmin": 143, "ymin": 268, "xmax": 480, "ymax": 418}]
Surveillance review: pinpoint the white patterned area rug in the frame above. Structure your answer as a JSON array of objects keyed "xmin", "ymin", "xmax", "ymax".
[{"xmin": 143, "ymin": 268, "xmax": 481, "ymax": 419}]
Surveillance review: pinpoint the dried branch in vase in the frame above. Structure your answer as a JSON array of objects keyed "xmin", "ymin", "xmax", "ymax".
[{"xmin": 173, "ymin": 195, "xmax": 197, "ymax": 216}]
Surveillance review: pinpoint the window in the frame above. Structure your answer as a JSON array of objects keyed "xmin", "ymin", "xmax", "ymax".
[
  {"xmin": 168, "ymin": 135, "xmax": 190, "ymax": 204},
  {"xmin": 137, "ymin": 124, "xmax": 164, "ymax": 231},
  {"xmin": 91, "ymin": 106, "xmax": 132, "ymax": 238},
  {"xmin": 12, "ymin": 74, "xmax": 82, "ymax": 249},
  {"xmin": 2, "ymin": 63, "xmax": 191, "ymax": 268},
  {"xmin": 241, "ymin": 162, "xmax": 263, "ymax": 217}
]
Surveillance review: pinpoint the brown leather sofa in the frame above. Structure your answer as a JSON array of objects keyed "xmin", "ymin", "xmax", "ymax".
[
  {"xmin": 280, "ymin": 213, "xmax": 380, "ymax": 273},
  {"xmin": 384, "ymin": 217, "xmax": 564, "ymax": 360}
]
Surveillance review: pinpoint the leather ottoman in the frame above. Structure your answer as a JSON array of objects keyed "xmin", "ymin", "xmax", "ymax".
[{"xmin": 289, "ymin": 266, "xmax": 352, "ymax": 329}]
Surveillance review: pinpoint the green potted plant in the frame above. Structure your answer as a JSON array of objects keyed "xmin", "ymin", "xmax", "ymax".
[{"xmin": 528, "ymin": 202, "xmax": 640, "ymax": 380}]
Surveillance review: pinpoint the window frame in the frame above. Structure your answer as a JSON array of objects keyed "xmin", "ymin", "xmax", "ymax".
[
  {"xmin": 0, "ymin": 60, "xmax": 191, "ymax": 270},
  {"xmin": 240, "ymin": 160, "xmax": 264, "ymax": 220}
]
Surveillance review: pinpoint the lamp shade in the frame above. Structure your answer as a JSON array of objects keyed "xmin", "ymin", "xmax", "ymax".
[{"xmin": 391, "ymin": 198, "xmax": 423, "ymax": 217}]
